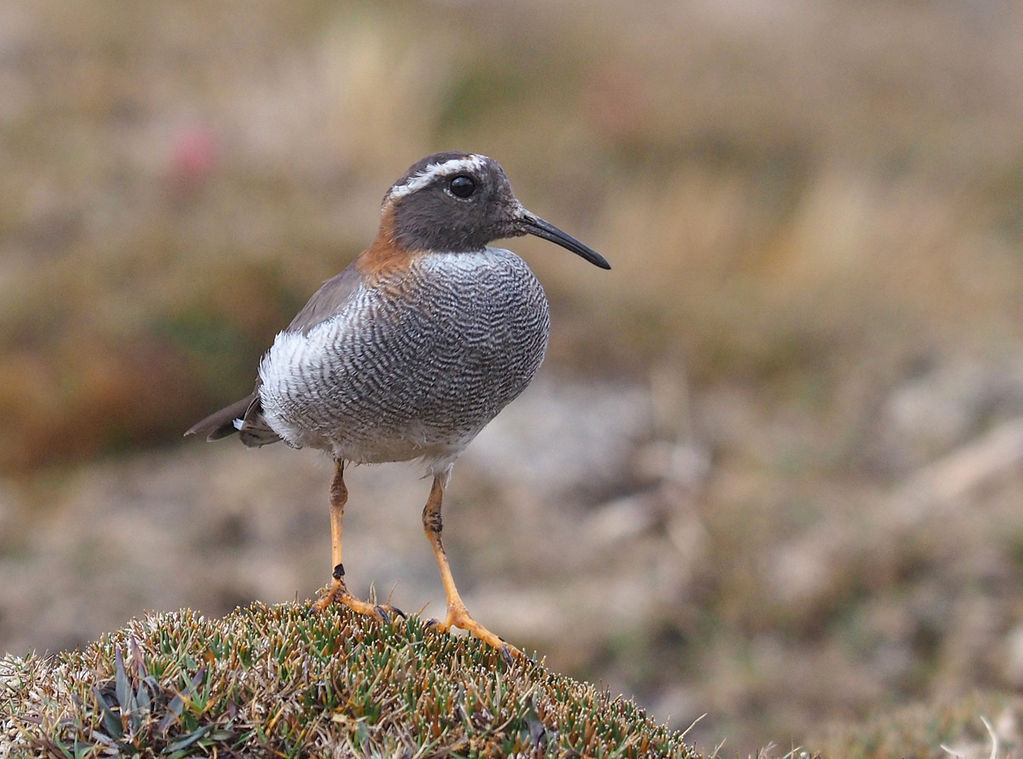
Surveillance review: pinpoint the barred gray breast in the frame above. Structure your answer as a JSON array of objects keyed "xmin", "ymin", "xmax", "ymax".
[{"xmin": 257, "ymin": 247, "xmax": 550, "ymax": 472}]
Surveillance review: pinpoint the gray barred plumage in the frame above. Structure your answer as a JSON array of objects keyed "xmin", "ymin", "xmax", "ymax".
[{"xmin": 258, "ymin": 248, "xmax": 550, "ymax": 473}]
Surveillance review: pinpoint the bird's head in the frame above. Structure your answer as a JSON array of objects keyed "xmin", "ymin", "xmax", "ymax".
[{"xmin": 381, "ymin": 152, "xmax": 610, "ymax": 269}]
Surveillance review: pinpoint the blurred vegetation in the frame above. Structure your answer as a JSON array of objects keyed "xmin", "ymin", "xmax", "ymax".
[
  {"xmin": 4, "ymin": 0, "xmax": 1022, "ymax": 471},
  {"xmin": 811, "ymin": 692, "xmax": 1023, "ymax": 759}
]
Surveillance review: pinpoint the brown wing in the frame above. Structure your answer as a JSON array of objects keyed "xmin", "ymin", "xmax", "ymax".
[
  {"xmin": 285, "ymin": 263, "xmax": 363, "ymax": 335},
  {"xmin": 184, "ymin": 262, "xmax": 363, "ymax": 445}
]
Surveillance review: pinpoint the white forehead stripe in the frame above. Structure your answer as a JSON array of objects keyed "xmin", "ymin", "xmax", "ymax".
[{"xmin": 387, "ymin": 155, "xmax": 488, "ymax": 201}]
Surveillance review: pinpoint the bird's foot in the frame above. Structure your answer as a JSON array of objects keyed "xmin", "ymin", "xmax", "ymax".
[
  {"xmin": 311, "ymin": 578, "xmax": 405, "ymax": 623},
  {"xmin": 428, "ymin": 602, "xmax": 524, "ymax": 662}
]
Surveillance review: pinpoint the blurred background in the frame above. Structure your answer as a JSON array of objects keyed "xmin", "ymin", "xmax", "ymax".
[{"xmin": 3, "ymin": 0, "xmax": 1023, "ymax": 754}]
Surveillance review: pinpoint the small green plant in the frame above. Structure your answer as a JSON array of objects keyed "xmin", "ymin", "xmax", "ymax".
[{"xmin": 67, "ymin": 646, "xmax": 233, "ymax": 757}]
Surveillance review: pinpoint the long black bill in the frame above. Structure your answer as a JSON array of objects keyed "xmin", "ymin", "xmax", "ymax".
[{"xmin": 521, "ymin": 213, "xmax": 611, "ymax": 270}]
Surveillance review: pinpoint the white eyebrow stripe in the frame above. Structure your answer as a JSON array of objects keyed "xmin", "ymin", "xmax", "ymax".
[{"xmin": 386, "ymin": 155, "xmax": 487, "ymax": 201}]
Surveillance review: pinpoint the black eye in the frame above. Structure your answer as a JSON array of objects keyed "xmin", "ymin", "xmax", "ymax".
[{"xmin": 449, "ymin": 175, "xmax": 476, "ymax": 198}]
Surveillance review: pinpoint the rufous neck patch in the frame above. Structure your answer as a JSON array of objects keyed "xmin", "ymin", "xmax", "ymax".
[{"xmin": 356, "ymin": 205, "xmax": 425, "ymax": 281}]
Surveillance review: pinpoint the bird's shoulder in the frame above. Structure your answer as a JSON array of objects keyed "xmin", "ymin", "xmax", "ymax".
[{"xmin": 284, "ymin": 264, "xmax": 364, "ymax": 336}]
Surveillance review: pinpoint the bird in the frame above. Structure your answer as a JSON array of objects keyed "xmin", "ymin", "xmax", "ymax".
[{"xmin": 185, "ymin": 151, "xmax": 610, "ymax": 659}]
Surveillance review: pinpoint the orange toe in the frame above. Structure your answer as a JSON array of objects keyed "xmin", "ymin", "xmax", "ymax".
[
  {"xmin": 312, "ymin": 578, "xmax": 403, "ymax": 622},
  {"xmin": 434, "ymin": 602, "xmax": 524, "ymax": 660}
]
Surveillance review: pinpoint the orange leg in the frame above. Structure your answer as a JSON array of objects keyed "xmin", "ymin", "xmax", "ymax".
[
  {"xmin": 312, "ymin": 460, "xmax": 402, "ymax": 621},
  {"xmin": 422, "ymin": 474, "xmax": 523, "ymax": 660}
]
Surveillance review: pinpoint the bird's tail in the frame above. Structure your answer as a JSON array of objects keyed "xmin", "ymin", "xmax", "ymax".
[{"xmin": 184, "ymin": 393, "xmax": 282, "ymax": 447}]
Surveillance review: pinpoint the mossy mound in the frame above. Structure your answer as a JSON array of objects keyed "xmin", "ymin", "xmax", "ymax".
[{"xmin": 1, "ymin": 602, "xmax": 697, "ymax": 758}]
